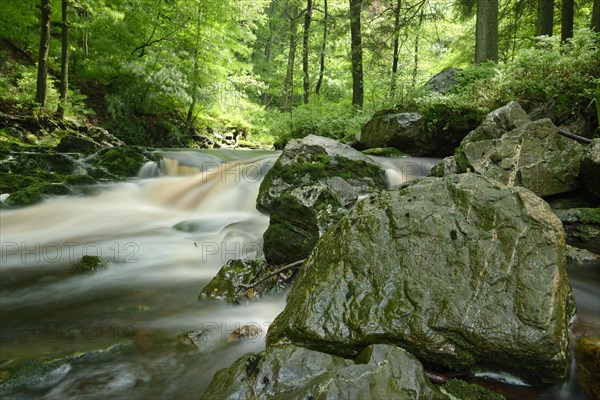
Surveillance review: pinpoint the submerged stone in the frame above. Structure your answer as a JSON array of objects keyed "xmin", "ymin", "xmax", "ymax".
[
  {"xmin": 73, "ymin": 255, "xmax": 109, "ymax": 273},
  {"xmin": 201, "ymin": 344, "xmax": 447, "ymax": 400},
  {"xmin": 267, "ymin": 174, "xmax": 575, "ymax": 384}
]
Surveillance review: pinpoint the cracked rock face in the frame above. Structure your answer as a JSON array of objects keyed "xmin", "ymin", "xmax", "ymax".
[
  {"xmin": 267, "ymin": 174, "xmax": 575, "ymax": 384},
  {"xmin": 463, "ymin": 118, "xmax": 583, "ymax": 197},
  {"xmin": 201, "ymin": 344, "xmax": 447, "ymax": 400}
]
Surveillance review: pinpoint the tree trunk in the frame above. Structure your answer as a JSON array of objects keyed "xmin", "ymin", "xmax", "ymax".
[
  {"xmin": 475, "ymin": 0, "xmax": 498, "ymax": 63},
  {"xmin": 349, "ymin": 0, "xmax": 363, "ymax": 109},
  {"xmin": 283, "ymin": 16, "xmax": 299, "ymax": 110},
  {"xmin": 592, "ymin": 0, "xmax": 600, "ymax": 32},
  {"xmin": 315, "ymin": 0, "xmax": 328, "ymax": 96},
  {"xmin": 58, "ymin": 0, "xmax": 69, "ymax": 120},
  {"xmin": 185, "ymin": 2, "xmax": 202, "ymax": 132},
  {"xmin": 35, "ymin": 0, "xmax": 52, "ymax": 109},
  {"xmin": 536, "ymin": 0, "xmax": 554, "ymax": 36},
  {"xmin": 412, "ymin": 7, "xmax": 424, "ymax": 86},
  {"xmin": 302, "ymin": 0, "xmax": 313, "ymax": 104},
  {"xmin": 390, "ymin": 0, "xmax": 401, "ymax": 96},
  {"xmin": 560, "ymin": 0, "xmax": 574, "ymax": 42},
  {"xmin": 265, "ymin": 1, "xmax": 276, "ymax": 62}
]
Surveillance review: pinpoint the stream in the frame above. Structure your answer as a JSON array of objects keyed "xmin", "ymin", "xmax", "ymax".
[{"xmin": 0, "ymin": 149, "xmax": 597, "ymax": 400}]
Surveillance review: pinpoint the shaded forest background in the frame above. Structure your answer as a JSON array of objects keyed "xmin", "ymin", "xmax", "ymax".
[{"xmin": 0, "ymin": 0, "xmax": 599, "ymax": 148}]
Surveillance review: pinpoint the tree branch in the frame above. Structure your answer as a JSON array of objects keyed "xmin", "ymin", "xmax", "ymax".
[
  {"xmin": 236, "ymin": 259, "xmax": 306, "ymax": 291},
  {"xmin": 557, "ymin": 128, "xmax": 593, "ymax": 144}
]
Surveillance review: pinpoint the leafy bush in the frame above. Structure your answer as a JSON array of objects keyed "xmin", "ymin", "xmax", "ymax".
[{"xmin": 267, "ymin": 99, "xmax": 373, "ymax": 148}]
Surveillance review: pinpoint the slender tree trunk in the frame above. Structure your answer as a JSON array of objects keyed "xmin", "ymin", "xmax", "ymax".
[
  {"xmin": 475, "ymin": 0, "xmax": 498, "ymax": 63},
  {"xmin": 536, "ymin": 0, "xmax": 554, "ymax": 36},
  {"xmin": 265, "ymin": 1, "xmax": 276, "ymax": 62},
  {"xmin": 302, "ymin": 0, "xmax": 313, "ymax": 104},
  {"xmin": 390, "ymin": 0, "xmax": 401, "ymax": 96},
  {"xmin": 412, "ymin": 7, "xmax": 424, "ymax": 87},
  {"xmin": 315, "ymin": 0, "xmax": 328, "ymax": 96},
  {"xmin": 186, "ymin": 3, "xmax": 202, "ymax": 132},
  {"xmin": 592, "ymin": 0, "xmax": 600, "ymax": 32},
  {"xmin": 349, "ymin": 0, "xmax": 363, "ymax": 109},
  {"xmin": 561, "ymin": 0, "xmax": 574, "ymax": 42},
  {"xmin": 35, "ymin": 0, "xmax": 52, "ymax": 108},
  {"xmin": 283, "ymin": 16, "xmax": 299, "ymax": 110},
  {"xmin": 58, "ymin": 0, "xmax": 69, "ymax": 120}
]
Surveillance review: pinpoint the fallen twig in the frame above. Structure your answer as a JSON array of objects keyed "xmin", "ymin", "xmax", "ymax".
[{"xmin": 237, "ymin": 259, "xmax": 306, "ymax": 291}]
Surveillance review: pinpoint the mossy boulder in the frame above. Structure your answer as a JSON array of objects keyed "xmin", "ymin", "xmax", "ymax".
[
  {"xmin": 440, "ymin": 379, "xmax": 506, "ymax": 400},
  {"xmin": 267, "ymin": 174, "xmax": 575, "ymax": 384},
  {"xmin": 92, "ymin": 146, "xmax": 146, "ymax": 178},
  {"xmin": 257, "ymin": 135, "xmax": 386, "ymax": 264},
  {"xmin": 6, "ymin": 152, "xmax": 76, "ymax": 175},
  {"xmin": 201, "ymin": 344, "xmax": 447, "ymax": 400},
  {"xmin": 580, "ymin": 139, "xmax": 600, "ymax": 199},
  {"xmin": 460, "ymin": 101, "xmax": 530, "ymax": 145},
  {"xmin": 576, "ymin": 336, "xmax": 600, "ymax": 400},
  {"xmin": 360, "ymin": 102, "xmax": 482, "ymax": 157},
  {"xmin": 463, "ymin": 118, "xmax": 584, "ymax": 197},
  {"xmin": 73, "ymin": 255, "xmax": 109, "ymax": 273},
  {"xmin": 554, "ymin": 208, "xmax": 600, "ymax": 247},
  {"xmin": 199, "ymin": 259, "xmax": 293, "ymax": 303},
  {"xmin": 56, "ymin": 133, "xmax": 100, "ymax": 154},
  {"xmin": 361, "ymin": 147, "xmax": 409, "ymax": 157},
  {"xmin": 6, "ymin": 182, "xmax": 70, "ymax": 206}
]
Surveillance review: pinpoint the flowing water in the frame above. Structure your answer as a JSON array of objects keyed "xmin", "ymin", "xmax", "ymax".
[{"xmin": 0, "ymin": 150, "xmax": 597, "ymax": 400}]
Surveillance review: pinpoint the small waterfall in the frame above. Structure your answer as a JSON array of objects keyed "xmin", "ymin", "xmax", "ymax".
[{"xmin": 368, "ymin": 156, "xmax": 441, "ymax": 186}]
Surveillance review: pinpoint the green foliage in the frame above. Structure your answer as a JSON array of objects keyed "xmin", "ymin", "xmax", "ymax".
[
  {"xmin": 505, "ymin": 30, "xmax": 600, "ymax": 115},
  {"xmin": 267, "ymin": 99, "xmax": 373, "ymax": 148}
]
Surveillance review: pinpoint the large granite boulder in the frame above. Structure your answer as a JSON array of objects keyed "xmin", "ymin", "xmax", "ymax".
[
  {"xmin": 424, "ymin": 67, "xmax": 462, "ymax": 93},
  {"xmin": 267, "ymin": 174, "xmax": 575, "ymax": 384},
  {"xmin": 359, "ymin": 102, "xmax": 482, "ymax": 157},
  {"xmin": 463, "ymin": 118, "xmax": 584, "ymax": 197},
  {"xmin": 359, "ymin": 112, "xmax": 427, "ymax": 155},
  {"xmin": 460, "ymin": 101, "xmax": 530, "ymax": 145},
  {"xmin": 257, "ymin": 135, "xmax": 387, "ymax": 265},
  {"xmin": 580, "ymin": 139, "xmax": 600, "ymax": 199},
  {"xmin": 201, "ymin": 344, "xmax": 448, "ymax": 400}
]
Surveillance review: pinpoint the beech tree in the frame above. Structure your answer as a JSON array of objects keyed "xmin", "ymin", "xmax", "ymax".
[
  {"xmin": 35, "ymin": 0, "xmax": 52, "ymax": 108},
  {"xmin": 302, "ymin": 0, "xmax": 313, "ymax": 104},
  {"xmin": 349, "ymin": 0, "xmax": 363, "ymax": 108},
  {"xmin": 315, "ymin": 0, "xmax": 328, "ymax": 96},
  {"xmin": 58, "ymin": 0, "xmax": 69, "ymax": 120}
]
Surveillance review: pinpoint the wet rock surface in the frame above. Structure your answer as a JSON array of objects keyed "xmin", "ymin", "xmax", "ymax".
[
  {"xmin": 201, "ymin": 344, "xmax": 447, "ymax": 400},
  {"xmin": 256, "ymin": 135, "xmax": 386, "ymax": 264},
  {"xmin": 267, "ymin": 174, "xmax": 575, "ymax": 384}
]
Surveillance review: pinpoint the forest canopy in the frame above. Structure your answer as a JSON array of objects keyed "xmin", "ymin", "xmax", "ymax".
[{"xmin": 0, "ymin": 0, "xmax": 599, "ymax": 147}]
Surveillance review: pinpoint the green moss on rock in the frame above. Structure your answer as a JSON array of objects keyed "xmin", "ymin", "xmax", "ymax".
[
  {"xmin": 361, "ymin": 147, "xmax": 409, "ymax": 157},
  {"xmin": 6, "ymin": 182, "xmax": 70, "ymax": 206},
  {"xmin": 441, "ymin": 379, "xmax": 506, "ymax": 400},
  {"xmin": 199, "ymin": 259, "xmax": 293, "ymax": 303},
  {"xmin": 73, "ymin": 255, "xmax": 109, "ymax": 273},
  {"xmin": 95, "ymin": 146, "xmax": 146, "ymax": 177}
]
